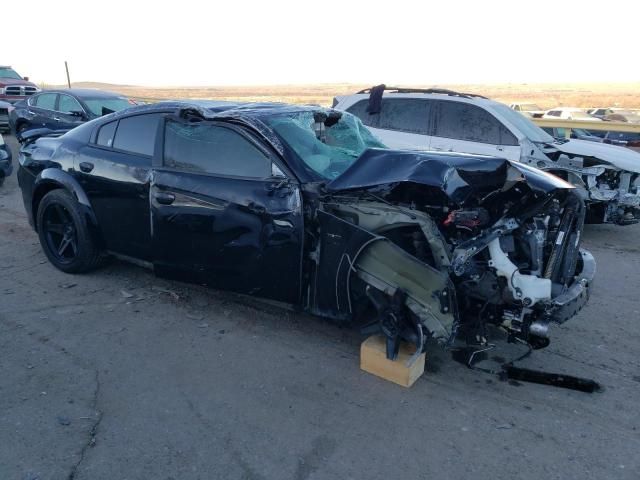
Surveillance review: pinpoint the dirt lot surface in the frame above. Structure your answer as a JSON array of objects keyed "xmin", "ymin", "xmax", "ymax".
[{"xmin": 1, "ymin": 134, "xmax": 639, "ymax": 480}]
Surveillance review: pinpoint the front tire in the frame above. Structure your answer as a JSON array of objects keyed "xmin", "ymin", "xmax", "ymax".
[{"xmin": 36, "ymin": 189, "xmax": 102, "ymax": 273}]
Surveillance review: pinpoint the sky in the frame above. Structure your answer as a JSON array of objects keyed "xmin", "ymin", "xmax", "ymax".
[{"xmin": 3, "ymin": 0, "xmax": 639, "ymax": 87}]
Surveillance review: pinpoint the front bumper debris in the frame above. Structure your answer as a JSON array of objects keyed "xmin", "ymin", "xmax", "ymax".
[{"xmin": 549, "ymin": 249, "xmax": 596, "ymax": 324}]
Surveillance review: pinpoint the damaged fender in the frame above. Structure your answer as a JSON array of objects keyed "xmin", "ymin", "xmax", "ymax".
[{"xmin": 310, "ymin": 210, "xmax": 456, "ymax": 344}]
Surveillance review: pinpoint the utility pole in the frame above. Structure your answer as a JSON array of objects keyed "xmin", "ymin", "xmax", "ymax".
[{"xmin": 65, "ymin": 61, "xmax": 71, "ymax": 88}]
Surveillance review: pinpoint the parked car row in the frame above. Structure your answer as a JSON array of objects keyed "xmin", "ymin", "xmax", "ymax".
[{"xmin": 9, "ymin": 88, "xmax": 136, "ymax": 136}]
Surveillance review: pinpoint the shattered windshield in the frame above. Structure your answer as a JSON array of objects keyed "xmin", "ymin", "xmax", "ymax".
[
  {"xmin": 491, "ymin": 103, "xmax": 555, "ymax": 144},
  {"xmin": 265, "ymin": 110, "xmax": 386, "ymax": 180}
]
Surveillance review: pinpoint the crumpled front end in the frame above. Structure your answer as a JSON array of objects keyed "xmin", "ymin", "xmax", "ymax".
[
  {"xmin": 529, "ymin": 140, "xmax": 640, "ymax": 225},
  {"xmin": 308, "ymin": 150, "xmax": 595, "ymax": 358}
]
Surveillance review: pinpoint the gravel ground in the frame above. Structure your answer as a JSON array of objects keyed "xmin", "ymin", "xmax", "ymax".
[{"xmin": 1, "ymin": 134, "xmax": 639, "ymax": 480}]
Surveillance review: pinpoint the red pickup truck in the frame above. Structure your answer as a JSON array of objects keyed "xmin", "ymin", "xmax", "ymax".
[{"xmin": 0, "ymin": 66, "xmax": 40, "ymax": 104}]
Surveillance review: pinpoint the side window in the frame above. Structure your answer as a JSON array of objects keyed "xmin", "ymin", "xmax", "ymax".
[
  {"xmin": 112, "ymin": 113, "xmax": 163, "ymax": 156},
  {"xmin": 34, "ymin": 93, "xmax": 57, "ymax": 110},
  {"xmin": 345, "ymin": 99, "xmax": 379, "ymax": 128},
  {"xmin": 378, "ymin": 99, "xmax": 430, "ymax": 134},
  {"xmin": 163, "ymin": 120, "xmax": 271, "ymax": 178},
  {"xmin": 548, "ymin": 111, "xmax": 560, "ymax": 117},
  {"xmin": 96, "ymin": 121, "xmax": 117, "ymax": 147},
  {"xmin": 58, "ymin": 95, "xmax": 83, "ymax": 114},
  {"xmin": 435, "ymin": 101, "xmax": 506, "ymax": 144}
]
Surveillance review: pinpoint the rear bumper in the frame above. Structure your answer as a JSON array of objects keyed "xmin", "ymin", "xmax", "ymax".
[{"xmin": 548, "ymin": 249, "xmax": 596, "ymax": 324}]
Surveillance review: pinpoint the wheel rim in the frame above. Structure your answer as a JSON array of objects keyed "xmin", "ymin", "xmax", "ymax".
[{"xmin": 43, "ymin": 203, "xmax": 78, "ymax": 263}]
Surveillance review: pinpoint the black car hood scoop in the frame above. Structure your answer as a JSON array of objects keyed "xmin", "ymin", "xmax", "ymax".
[{"xmin": 326, "ymin": 149, "xmax": 573, "ymax": 204}]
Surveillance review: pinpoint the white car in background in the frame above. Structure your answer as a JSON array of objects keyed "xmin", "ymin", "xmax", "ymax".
[
  {"xmin": 509, "ymin": 102, "xmax": 545, "ymax": 118},
  {"xmin": 543, "ymin": 108, "xmax": 602, "ymax": 122},
  {"xmin": 333, "ymin": 86, "xmax": 640, "ymax": 224}
]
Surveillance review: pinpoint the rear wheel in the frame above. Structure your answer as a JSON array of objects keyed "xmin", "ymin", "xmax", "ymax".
[{"xmin": 36, "ymin": 189, "xmax": 102, "ymax": 273}]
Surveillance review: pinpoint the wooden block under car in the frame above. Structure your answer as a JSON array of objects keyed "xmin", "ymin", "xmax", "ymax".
[{"xmin": 360, "ymin": 335, "xmax": 426, "ymax": 387}]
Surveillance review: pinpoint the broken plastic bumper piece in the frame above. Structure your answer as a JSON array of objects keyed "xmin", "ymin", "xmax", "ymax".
[{"xmin": 548, "ymin": 249, "xmax": 596, "ymax": 324}]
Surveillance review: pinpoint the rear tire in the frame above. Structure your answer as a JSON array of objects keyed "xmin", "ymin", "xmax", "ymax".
[{"xmin": 36, "ymin": 189, "xmax": 102, "ymax": 273}]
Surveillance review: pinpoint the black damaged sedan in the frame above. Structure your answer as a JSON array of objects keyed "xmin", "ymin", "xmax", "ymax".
[{"xmin": 17, "ymin": 102, "xmax": 595, "ymax": 358}]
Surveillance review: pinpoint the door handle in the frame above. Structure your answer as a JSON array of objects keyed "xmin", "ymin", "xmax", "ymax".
[
  {"xmin": 53, "ymin": 116, "xmax": 61, "ymax": 121},
  {"xmin": 154, "ymin": 192, "xmax": 175, "ymax": 205},
  {"xmin": 79, "ymin": 161, "xmax": 94, "ymax": 173}
]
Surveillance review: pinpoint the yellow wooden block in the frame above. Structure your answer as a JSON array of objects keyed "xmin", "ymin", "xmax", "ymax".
[{"xmin": 360, "ymin": 335, "xmax": 426, "ymax": 387}]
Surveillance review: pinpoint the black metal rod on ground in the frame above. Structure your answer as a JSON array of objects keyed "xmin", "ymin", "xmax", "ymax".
[{"xmin": 503, "ymin": 365, "xmax": 601, "ymax": 393}]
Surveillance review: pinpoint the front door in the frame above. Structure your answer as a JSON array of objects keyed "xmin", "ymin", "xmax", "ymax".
[
  {"xmin": 431, "ymin": 100, "xmax": 521, "ymax": 161},
  {"xmin": 151, "ymin": 117, "xmax": 304, "ymax": 304},
  {"xmin": 56, "ymin": 93, "xmax": 88, "ymax": 130}
]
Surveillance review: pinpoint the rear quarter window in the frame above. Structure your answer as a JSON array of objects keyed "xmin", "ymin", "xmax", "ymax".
[{"xmin": 96, "ymin": 121, "xmax": 117, "ymax": 147}]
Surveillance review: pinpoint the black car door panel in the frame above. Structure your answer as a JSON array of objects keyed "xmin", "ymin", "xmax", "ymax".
[
  {"xmin": 151, "ymin": 170, "xmax": 303, "ymax": 304},
  {"xmin": 151, "ymin": 119, "xmax": 303, "ymax": 304},
  {"xmin": 73, "ymin": 113, "xmax": 165, "ymax": 260},
  {"xmin": 75, "ymin": 146, "xmax": 153, "ymax": 260}
]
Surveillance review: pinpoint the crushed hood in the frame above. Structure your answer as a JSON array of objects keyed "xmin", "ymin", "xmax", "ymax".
[
  {"xmin": 551, "ymin": 139, "xmax": 640, "ymax": 174},
  {"xmin": 326, "ymin": 149, "xmax": 573, "ymax": 203}
]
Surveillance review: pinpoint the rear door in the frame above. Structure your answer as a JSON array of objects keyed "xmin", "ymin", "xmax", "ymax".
[
  {"xmin": 74, "ymin": 112, "xmax": 166, "ymax": 260},
  {"xmin": 150, "ymin": 117, "xmax": 304, "ymax": 304},
  {"xmin": 26, "ymin": 92, "xmax": 59, "ymax": 130},
  {"xmin": 345, "ymin": 98, "xmax": 432, "ymax": 150},
  {"xmin": 431, "ymin": 100, "xmax": 521, "ymax": 160}
]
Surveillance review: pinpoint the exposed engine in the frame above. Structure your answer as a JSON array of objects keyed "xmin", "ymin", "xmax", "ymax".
[{"xmin": 312, "ymin": 149, "xmax": 595, "ymax": 360}]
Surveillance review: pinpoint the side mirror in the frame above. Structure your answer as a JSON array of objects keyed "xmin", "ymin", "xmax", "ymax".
[{"xmin": 23, "ymin": 76, "xmax": 29, "ymax": 81}]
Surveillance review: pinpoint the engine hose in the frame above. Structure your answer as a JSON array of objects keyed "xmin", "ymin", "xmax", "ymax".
[{"xmin": 543, "ymin": 194, "xmax": 582, "ymax": 281}]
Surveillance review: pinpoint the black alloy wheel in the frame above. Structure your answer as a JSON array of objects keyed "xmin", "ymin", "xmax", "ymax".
[
  {"xmin": 36, "ymin": 189, "xmax": 102, "ymax": 273},
  {"xmin": 42, "ymin": 202, "xmax": 78, "ymax": 264}
]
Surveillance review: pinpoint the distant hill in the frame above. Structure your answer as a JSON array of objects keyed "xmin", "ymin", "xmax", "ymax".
[
  {"xmin": 37, "ymin": 81, "xmax": 640, "ymax": 109},
  {"xmin": 47, "ymin": 81, "xmax": 137, "ymax": 89}
]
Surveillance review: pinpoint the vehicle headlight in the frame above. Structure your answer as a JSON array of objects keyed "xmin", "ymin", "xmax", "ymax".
[{"xmin": 0, "ymin": 87, "xmax": 4, "ymax": 95}]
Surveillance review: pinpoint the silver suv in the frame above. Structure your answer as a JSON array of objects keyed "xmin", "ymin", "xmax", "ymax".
[{"xmin": 334, "ymin": 86, "xmax": 640, "ymax": 225}]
